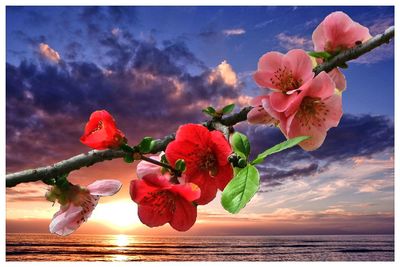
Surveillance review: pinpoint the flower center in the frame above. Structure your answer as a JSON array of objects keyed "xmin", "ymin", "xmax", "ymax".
[
  {"xmin": 144, "ymin": 190, "xmax": 176, "ymax": 215},
  {"xmin": 297, "ymin": 97, "xmax": 330, "ymax": 129},
  {"xmin": 199, "ymin": 149, "xmax": 218, "ymax": 176},
  {"xmin": 89, "ymin": 120, "xmax": 103, "ymax": 134},
  {"xmin": 270, "ymin": 66, "xmax": 302, "ymax": 92}
]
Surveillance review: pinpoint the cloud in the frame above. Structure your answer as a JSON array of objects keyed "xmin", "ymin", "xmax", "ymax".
[
  {"xmin": 6, "ymin": 33, "xmax": 244, "ymax": 173},
  {"xmin": 367, "ymin": 16, "xmax": 394, "ymax": 36},
  {"xmin": 276, "ymin": 33, "xmax": 313, "ymax": 50},
  {"xmin": 223, "ymin": 28, "xmax": 246, "ymax": 36},
  {"xmin": 258, "ymin": 163, "xmax": 319, "ymax": 188},
  {"xmin": 208, "ymin": 60, "xmax": 238, "ymax": 88},
  {"xmin": 38, "ymin": 43, "xmax": 61, "ymax": 63},
  {"xmin": 254, "ymin": 19, "xmax": 274, "ymax": 29},
  {"xmin": 242, "ymin": 114, "xmax": 393, "ymax": 189},
  {"xmin": 352, "ymin": 43, "xmax": 393, "ymax": 64},
  {"xmin": 6, "ymin": 182, "xmax": 48, "ymax": 202},
  {"xmin": 196, "ymin": 207, "xmax": 393, "ymax": 235}
]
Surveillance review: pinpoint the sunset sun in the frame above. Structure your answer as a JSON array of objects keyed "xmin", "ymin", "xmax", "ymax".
[{"xmin": 91, "ymin": 200, "xmax": 140, "ymax": 230}]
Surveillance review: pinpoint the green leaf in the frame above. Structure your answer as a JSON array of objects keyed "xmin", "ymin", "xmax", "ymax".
[
  {"xmin": 202, "ymin": 106, "xmax": 217, "ymax": 117},
  {"xmin": 138, "ymin": 137, "xmax": 154, "ymax": 153},
  {"xmin": 308, "ymin": 51, "xmax": 332, "ymax": 60},
  {"xmin": 251, "ymin": 136, "xmax": 309, "ymax": 165},
  {"xmin": 222, "ymin": 103, "xmax": 235, "ymax": 114},
  {"xmin": 221, "ymin": 164, "xmax": 260, "ymax": 214},
  {"xmin": 175, "ymin": 159, "xmax": 186, "ymax": 172},
  {"xmin": 230, "ymin": 132, "xmax": 250, "ymax": 160}
]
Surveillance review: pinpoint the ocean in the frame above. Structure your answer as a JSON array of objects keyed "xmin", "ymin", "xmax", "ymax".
[{"xmin": 6, "ymin": 233, "xmax": 394, "ymax": 261}]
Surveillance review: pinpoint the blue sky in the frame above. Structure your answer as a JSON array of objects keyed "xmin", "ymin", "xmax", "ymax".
[{"xmin": 6, "ymin": 6, "xmax": 394, "ymax": 235}]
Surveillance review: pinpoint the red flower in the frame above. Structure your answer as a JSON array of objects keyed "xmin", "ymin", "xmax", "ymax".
[
  {"xmin": 80, "ymin": 110, "xmax": 126, "ymax": 150},
  {"xmin": 165, "ymin": 124, "xmax": 233, "ymax": 205},
  {"xmin": 130, "ymin": 174, "xmax": 200, "ymax": 231}
]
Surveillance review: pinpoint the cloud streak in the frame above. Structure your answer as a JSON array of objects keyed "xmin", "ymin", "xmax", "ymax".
[
  {"xmin": 223, "ymin": 28, "xmax": 246, "ymax": 36},
  {"xmin": 276, "ymin": 33, "xmax": 313, "ymax": 50}
]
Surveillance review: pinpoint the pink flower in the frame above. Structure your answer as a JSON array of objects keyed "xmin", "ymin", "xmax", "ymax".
[
  {"xmin": 253, "ymin": 49, "xmax": 316, "ymax": 113},
  {"xmin": 247, "ymin": 95, "xmax": 278, "ymax": 125},
  {"xmin": 136, "ymin": 153, "xmax": 166, "ymax": 179},
  {"xmin": 48, "ymin": 180, "xmax": 122, "ymax": 236},
  {"xmin": 263, "ymin": 72, "xmax": 343, "ymax": 151},
  {"xmin": 312, "ymin": 11, "xmax": 371, "ymax": 53},
  {"xmin": 130, "ymin": 174, "xmax": 201, "ymax": 231},
  {"xmin": 312, "ymin": 11, "xmax": 371, "ymax": 92}
]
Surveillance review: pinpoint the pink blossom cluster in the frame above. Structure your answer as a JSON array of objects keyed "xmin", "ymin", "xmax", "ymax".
[{"xmin": 248, "ymin": 11, "xmax": 371, "ymax": 151}]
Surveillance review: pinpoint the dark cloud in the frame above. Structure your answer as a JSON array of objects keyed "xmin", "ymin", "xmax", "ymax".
[
  {"xmin": 107, "ymin": 6, "xmax": 137, "ymax": 24},
  {"xmin": 258, "ymin": 163, "xmax": 319, "ymax": 189},
  {"xmin": 6, "ymin": 33, "xmax": 242, "ymax": 173},
  {"xmin": 64, "ymin": 41, "xmax": 83, "ymax": 60},
  {"xmin": 243, "ymin": 114, "xmax": 394, "ymax": 188}
]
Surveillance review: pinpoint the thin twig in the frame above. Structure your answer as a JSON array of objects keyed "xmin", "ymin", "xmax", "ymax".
[{"xmin": 140, "ymin": 154, "xmax": 180, "ymax": 176}]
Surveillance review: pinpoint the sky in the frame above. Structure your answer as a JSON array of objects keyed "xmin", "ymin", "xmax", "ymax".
[{"xmin": 5, "ymin": 6, "xmax": 394, "ymax": 236}]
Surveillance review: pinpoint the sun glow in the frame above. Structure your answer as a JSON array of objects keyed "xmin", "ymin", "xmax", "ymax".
[
  {"xmin": 115, "ymin": 234, "xmax": 130, "ymax": 247},
  {"xmin": 91, "ymin": 200, "xmax": 140, "ymax": 230}
]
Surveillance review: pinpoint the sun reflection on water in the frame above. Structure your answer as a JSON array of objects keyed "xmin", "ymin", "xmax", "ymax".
[
  {"xmin": 112, "ymin": 254, "xmax": 129, "ymax": 262},
  {"xmin": 114, "ymin": 234, "xmax": 130, "ymax": 247}
]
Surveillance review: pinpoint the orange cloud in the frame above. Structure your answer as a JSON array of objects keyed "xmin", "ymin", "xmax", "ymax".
[
  {"xmin": 38, "ymin": 43, "xmax": 61, "ymax": 63},
  {"xmin": 208, "ymin": 60, "xmax": 238, "ymax": 87}
]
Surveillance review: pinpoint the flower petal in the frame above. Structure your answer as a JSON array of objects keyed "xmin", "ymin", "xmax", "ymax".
[
  {"xmin": 269, "ymin": 91, "xmax": 300, "ymax": 113},
  {"xmin": 324, "ymin": 12, "xmax": 371, "ymax": 50},
  {"xmin": 214, "ymin": 163, "xmax": 234, "ymax": 191},
  {"xmin": 247, "ymin": 105, "xmax": 276, "ymax": 125},
  {"xmin": 261, "ymin": 96, "xmax": 290, "ymax": 136},
  {"xmin": 328, "ymin": 68, "xmax": 347, "ymax": 92},
  {"xmin": 210, "ymin": 130, "xmax": 232, "ymax": 166},
  {"xmin": 304, "ymin": 71, "xmax": 335, "ymax": 100},
  {"xmin": 250, "ymin": 95, "xmax": 269, "ymax": 106},
  {"xmin": 142, "ymin": 174, "xmax": 172, "ymax": 189},
  {"xmin": 190, "ymin": 172, "xmax": 218, "ymax": 205},
  {"xmin": 175, "ymin": 124, "xmax": 211, "ymax": 146},
  {"xmin": 313, "ymin": 11, "xmax": 371, "ymax": 52},
  {"xmin": 87, "ymin": 179, "xmax": 122, "ymax": 196},
  {"xmin": 170, "ymin": 183, "xmax": 201, "ymax": 202},
  {"xmin": 130, "ymin": 178, "xmax": 160, "ymax": 203},
  {"xmin": 253, "ymin": 71, "xmax": 279, "ymax": 90},
  {"xmin": 50, "ymin": 204, "xmax": 83, "ymax": 236},
  {"xmin": 80, "ymin": 110, "xmax": 124, "ymax": 150},
  {"xmin": 253, "ymin": 52, "xmax": 284, "ymax": 90},
  {"xmin": 49, "ymin": 196, "xmax": 98, "ymax": 236},
  {"xmin": 138, "ymin": 203, "xmax": 171, "ymax": 228},
  {"xmin": 165, "ymin": 140, "xmax": 204, "ymax": 177},
  {"xmin": 312, "ymin": 21, "xmax": 327, "ymax": 51},
  {"xmin": 169, "ymin": 196, "xmax": 197, "ymax": 231},
  {"xmin": 287, "ymin": 94, "xmax": 342, "ymax": 151},
  {"xmin": 283, "ymin": 49, "xmax": 314, "ymax": 83},
  {"xmin": 137, "ymin": 153, "xmax": 164, "ymax": 179},
  {"xmin": 258, "ymin": 51, "xmax": 284, "ymax": 73}
]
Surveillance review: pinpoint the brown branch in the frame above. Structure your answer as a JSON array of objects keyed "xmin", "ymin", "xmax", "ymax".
[
  {"xmin": 6, "ymin": 26, "xmax": 394, "ymax": 187},
  {"xmin": 6, "ymin": 149, "xmax": 126, "ymax": 187}
]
